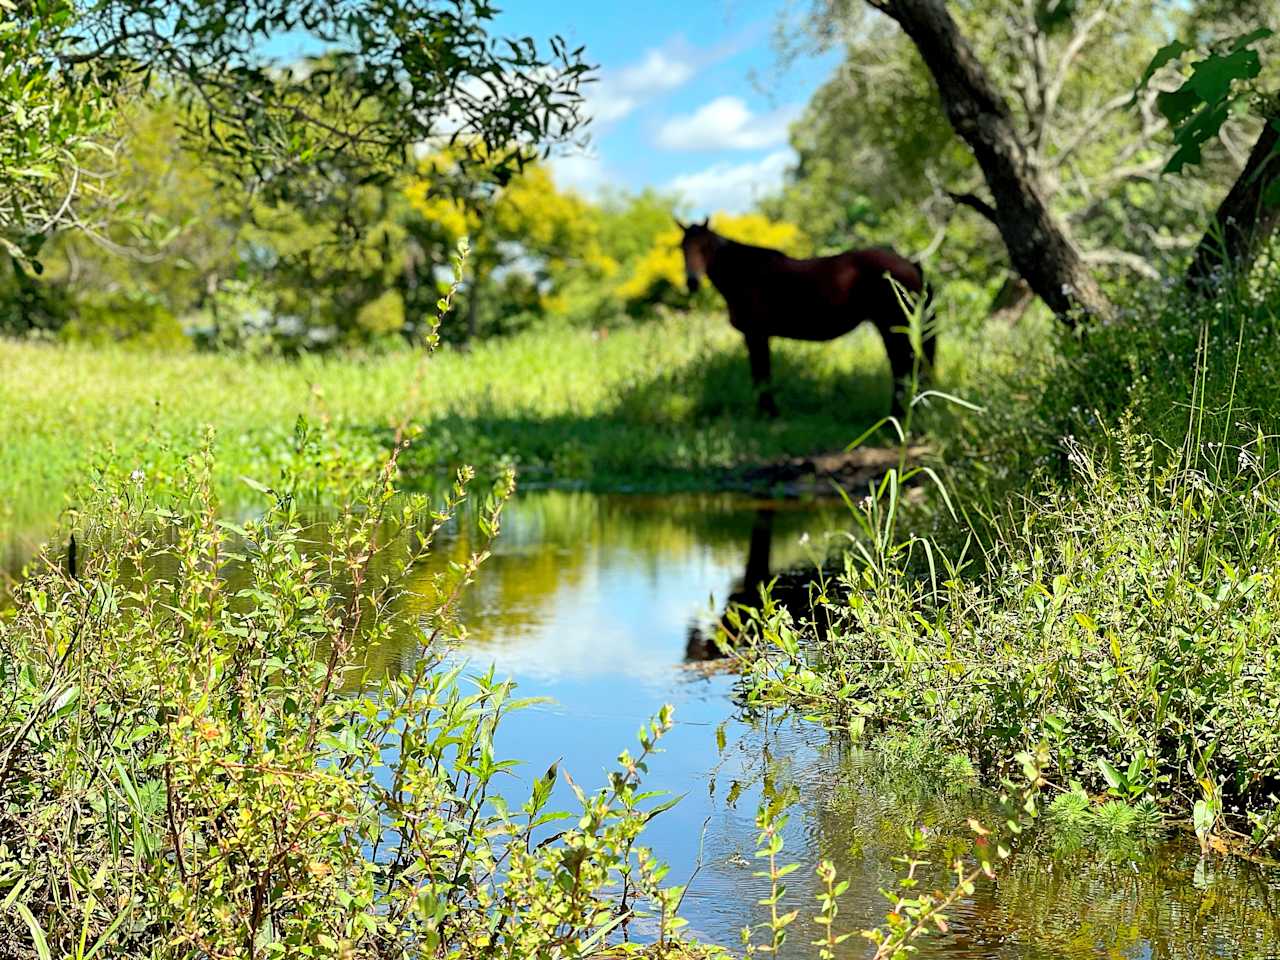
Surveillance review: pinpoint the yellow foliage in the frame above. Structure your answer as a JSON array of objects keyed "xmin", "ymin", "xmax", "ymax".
[
  {"xmin": 585, "ymin": 251, "xmax": 620, "ymax": 279},
  {"xmin": 405, "ymin": 156, "xmax": 604, "ymax": 278},
  {"xmin": 492, "ymin": 165, "xmax": 594, "ymax": 250},
  {"xmin": 713, "ymin": 212, "xmax": 805, "ymax": 253},
  {"xmin": 616, "ymin": 212, "xmax": 806, "ymax": 304},
  {"xmin": 616, "ymin": 225, "xmax": 683, "ymax": 302},
  {"xmin": 355, "ymin": 289, "xmax": 406, "ymax": 335},
  {"xmin": 404, "ymin": 183, "xmax": 475, "ymax": 243}
]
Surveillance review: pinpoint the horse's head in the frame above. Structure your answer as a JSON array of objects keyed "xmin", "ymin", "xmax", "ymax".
[{"xmin": 676, "ymin": 216, "xmax": 714, "ymax": 294}]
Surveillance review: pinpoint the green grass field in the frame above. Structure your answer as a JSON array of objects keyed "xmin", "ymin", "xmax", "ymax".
[{"xmin": 4, "ymin": 311, "xmax": 969, "ymax": 544}]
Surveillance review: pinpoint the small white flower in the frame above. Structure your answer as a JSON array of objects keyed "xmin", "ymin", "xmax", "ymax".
[{"xmin": 130, "ymin": 469, "xmax": 146, "ymax": 483}]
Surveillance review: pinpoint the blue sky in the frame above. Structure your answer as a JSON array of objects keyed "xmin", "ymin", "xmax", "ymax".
[
  {"xmin": 264, "ymin": 2, "xmax": 840, "ymax": 212},
  {"xmin": 492, "ymin": 1, "xmax": 840, "ymax": 211}
]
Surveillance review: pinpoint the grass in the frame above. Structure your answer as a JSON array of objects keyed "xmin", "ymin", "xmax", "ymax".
[
  {"xmin": 1, "ymin": 311, "xmax": 934, "ymax": 543},
  {"xmin": 732, "ymin": 264, "xmax": 1280, "ymax": 852}
]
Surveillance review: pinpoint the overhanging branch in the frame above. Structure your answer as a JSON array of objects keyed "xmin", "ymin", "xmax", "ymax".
[{"xmin": 947, "ymin": 190, "xmax": 999, "ymax": 225}]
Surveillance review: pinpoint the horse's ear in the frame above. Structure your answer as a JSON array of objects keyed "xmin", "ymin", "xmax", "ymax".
[
  {"xmin": 698, "ymin": 216, "xmax": 709, "ymax": 228},
  {"xmin": 673, "ymin": 215, "xmax": 687, "ymax": 232}
]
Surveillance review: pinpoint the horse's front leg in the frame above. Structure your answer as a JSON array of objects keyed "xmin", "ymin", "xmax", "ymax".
[{"xmin": 745, "ymin": 333, "xmax": 779, "ymax": 417}]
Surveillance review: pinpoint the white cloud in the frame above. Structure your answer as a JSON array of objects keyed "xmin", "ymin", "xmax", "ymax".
[
  {"xmin": 666, "ymin": 149, "xmax": 794, "ymax": 214},
  {"xmin": 617, "ymin": 49, "xmax": 696, "ymax": 97},
  {"xmin": 587, "ymin": 48, "xmax": 697, "ymax": 125},
  {"xmin": 656, "ymin": 96, "xmax": 799, "ymax": 152},
  {"xmin": 548, "ymin": 149, "xmax": 610, "ymax": 198}
]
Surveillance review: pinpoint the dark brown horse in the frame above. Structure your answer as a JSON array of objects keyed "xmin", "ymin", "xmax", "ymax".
[{"xmin": 678, "ymin": 218, "xmax": 935, "ymax": 417}]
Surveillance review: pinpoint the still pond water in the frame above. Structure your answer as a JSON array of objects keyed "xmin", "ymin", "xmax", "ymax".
[
  {"xmin": 362, "ymin": 491, "xmax": 1280, "ymax": 959},
  {"xmin": 8, "ymin": 490, "xmax": 1280, "ymax": 957}
]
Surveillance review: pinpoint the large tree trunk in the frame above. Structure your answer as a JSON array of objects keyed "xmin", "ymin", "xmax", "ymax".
[
  {"xmin": 1185, "ymin": 118, "xmax": 1280, "ymax": 293},
  {"xmin": 871, "ymin": 0, "xmax": 1111, "ymax": 325},
  {"xmin": 989, "ymin": 273, "xmax": 1035, "ymax": 324}
]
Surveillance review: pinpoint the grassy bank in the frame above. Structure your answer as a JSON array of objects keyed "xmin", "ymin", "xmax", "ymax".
[{"xmin": 735, "ymin": 267, "xmax": 1280, "ymax": 850}]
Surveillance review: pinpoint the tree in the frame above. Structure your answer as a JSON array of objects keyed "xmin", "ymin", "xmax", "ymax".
[
  {"xmin": 1186, "ymin": 117, "xmax": 1280, "ymax": 287},
  {"xmin": 864, "ymin": 0, "xmax": 1112, "ymax": 321},
  {"xmin": 5, "ymin": 97, "xmax": 438, "ymax": 348},
  {"xmin": 1134, "ymin": 28, "xmax": 1280, "ymax": 290},
  {"xmin": 407, "ymin": 154, "xmax": 605, "ymax": 340},
  {"xmin": 774, "ymin": 1, "xmax": 1267, "ymax": 293},
  {"xmin": 2, "ymin": 0, "xmax": 591, "ymax": 262},
  {"xmin": 782, "ymin": 0, "xmax": 1279, "ymax": 322},
  {"xmin": 0, "ymin": 1, "xmax": 115, "ymax": 263}
]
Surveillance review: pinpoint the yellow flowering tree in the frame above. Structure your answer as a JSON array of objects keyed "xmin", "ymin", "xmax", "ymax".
[{"xmin": 406, "ymin": 153, "xmax": 609, "ymax": 338}]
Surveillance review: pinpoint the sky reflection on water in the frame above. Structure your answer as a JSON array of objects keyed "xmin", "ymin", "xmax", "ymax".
[{"xmin": 381, "ymin": 491, "xmax": 1280, "ymax": 960}]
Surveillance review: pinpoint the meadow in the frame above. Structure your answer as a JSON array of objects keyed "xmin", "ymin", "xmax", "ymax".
[{"xmin": 2, "ymin": 311, "xmax": 946, "ymax": 549}]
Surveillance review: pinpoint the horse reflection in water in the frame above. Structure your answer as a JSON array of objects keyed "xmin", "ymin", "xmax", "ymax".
[{"xmin": 685, "ymin": 508, "xmax": 838, "ymax": 661}]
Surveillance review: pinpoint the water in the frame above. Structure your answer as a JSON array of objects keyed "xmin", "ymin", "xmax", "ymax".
[
  {"xmin": 9, "ymin": 490, "xmax": 1280, "ymax": 956},
  {"xmin": 364, "ymin": 490, "xmax": 1280, "ymax": 958}
]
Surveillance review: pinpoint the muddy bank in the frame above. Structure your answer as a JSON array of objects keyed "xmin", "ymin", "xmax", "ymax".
[{"xmin": 733, "ymin": 445, "xmax": 929, "ymax": 497}]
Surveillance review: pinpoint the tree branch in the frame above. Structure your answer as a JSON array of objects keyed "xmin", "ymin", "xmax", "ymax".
[
  {"xmin": 947, "ymin": 190, "xmax": 999, "ymax": 225},
  {"xmin": 1082, "ymin": 247, "xmax": 1160, "ymax": 279},
  {"xmin": 1040, "ymin": 1, "xmax": 1114, "ymax": 139}
]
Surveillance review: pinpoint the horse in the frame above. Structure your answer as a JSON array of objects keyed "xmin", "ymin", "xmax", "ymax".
[{"xmin": 677, "ymin": 218, "xmax": 935, "ymax": 418}]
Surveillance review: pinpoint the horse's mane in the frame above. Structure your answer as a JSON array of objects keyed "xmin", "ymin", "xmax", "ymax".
[{"xmin": 714, "ymin": 236, "xmax": 788, "ymax": 266}]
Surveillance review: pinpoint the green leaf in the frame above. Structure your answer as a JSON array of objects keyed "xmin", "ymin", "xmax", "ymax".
[
  {"xmin": 1097, "ymin": 757, "xmax": 1123, "ymax": 790},
  {"xmin": 1193, "ymin": 798, "xmax": 1216, "ymax": 841},
  {"xmin": 12, "ymin": 903, "xmax": 51, "ymax": 960},
  {"xmin": 1229, "ymin": 27, "xmax": 1274, "ymax": 53},
  {"xmin": 1186, "ymin": 48, "xmax": 1261, "ymax": 105},
  {"xmin": 1156, "ymin": 87, "xmax": 1201, "ymax": 128},
  {"xmin": 1137, "ymin": 39, "xmax": 1192, "ymax": 92}
]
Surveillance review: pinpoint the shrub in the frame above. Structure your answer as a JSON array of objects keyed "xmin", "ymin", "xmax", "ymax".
[
  {"xmin": 736, "ymin": 267, "xmax": 1280, "ymax": 852},
  {"xmin": 0, "ymin": 435, "xmax": 692, "ymax": 958}
]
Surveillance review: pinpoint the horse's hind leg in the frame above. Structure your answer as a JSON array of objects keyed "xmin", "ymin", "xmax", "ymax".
[
  {"xmin": 881, "ymin": 324, "xmax": 916, "ymax": 420},
  {"xmin": 745, "ymin": 333, "xmax": 779, "ymax": 417}
]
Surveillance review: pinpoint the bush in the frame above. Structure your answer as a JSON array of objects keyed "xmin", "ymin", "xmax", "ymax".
[
  {"xmin": 61, "ymin": 290, "xmax": 191, "ymax": 350},
  {"xmin": 737, "ymin": 269, "xmax": 1280, "ymax": 852},
  {"xmin": 0, "ymin": 435, "xmax": 693, "ymax": 958}
]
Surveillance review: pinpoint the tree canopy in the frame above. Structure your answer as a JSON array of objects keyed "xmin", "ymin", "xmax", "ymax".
[
  {"xmin": 1, "ymin": 0, "xmax": 591, "ymax": 261},
  {"xmin": 767, "ymin": 0, "xmax": 1280, "ymax": 317}
]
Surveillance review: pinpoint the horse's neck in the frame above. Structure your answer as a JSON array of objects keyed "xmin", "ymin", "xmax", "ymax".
[{"xmin": 707, "ymin": 239, "xmax": 776, "ymax": 290}]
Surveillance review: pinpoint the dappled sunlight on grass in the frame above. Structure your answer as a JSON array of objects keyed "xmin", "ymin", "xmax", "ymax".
[{"xmin": 2, "ymin": 311, "xmax": 993, "ymax": 539}]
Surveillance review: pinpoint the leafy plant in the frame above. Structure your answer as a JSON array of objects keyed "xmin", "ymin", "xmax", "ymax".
[
  {"xmin": 732, "ymin": 264, "xmax": 1280, "ymax": 853},
  {"xmin": 737, "ymin": 749, "xmax": 1044, "ymax": 960},
  {"xmin": 1137, "ymin": 28, "xmax": 1276, "ymax": 180}
]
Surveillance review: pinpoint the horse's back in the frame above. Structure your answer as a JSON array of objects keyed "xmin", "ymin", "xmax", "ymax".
[
  {"xmin": 775, "ymin": 247, "xmax": 921, "ymax": 293},
  {"xmin": 714, "ymin": 240, "xmax": 925, "ymax": 339},
  {"xmin": 840, "ymin": 247, "xmax": 923, "ymax": 292}
]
